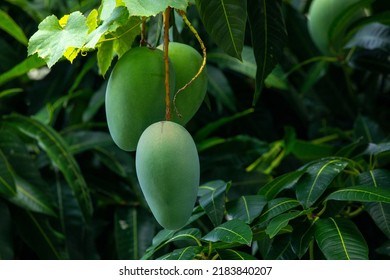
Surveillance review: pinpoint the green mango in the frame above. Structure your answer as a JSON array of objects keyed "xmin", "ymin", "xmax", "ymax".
[
  {"xmin": 105, "ymin": 47, "xmax": 175, "ymax": 151},
  {"xmin": 135, "ymin": 121, "xmax": 199, "ymax": 230},
  {"xmin": 158, "ymin": 42, "xmax": 207, "ymax": 124},
  {"xmin": 308, "ymin": 0, "xmax": 368, "ymax": 55}
]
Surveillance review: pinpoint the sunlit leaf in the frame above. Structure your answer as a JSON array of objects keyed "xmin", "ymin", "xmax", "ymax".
[
  {"xmin": 202, "ymin": 219, "xmax": 253, "ymax": 245},
  {"xmin": 123, "ymin": 0, "xmax": 189, "ymax": 16},
  {"xmin": 315, "ymin": 218, "xmax": 368, "ymax": 260},
  {"xmin": 196, "ymin": 0, "xmax": 247, "ymax": 59}
]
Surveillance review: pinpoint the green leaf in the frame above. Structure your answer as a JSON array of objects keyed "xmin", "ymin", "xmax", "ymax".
[
  {"xmin": 358, "ymin": 169, "xmax": 390, "ymax": 238},
  {"xmin": 315, "ymin": 218, "xmax": 368, "ymax": 260},
  {"xmin": 0, "ymin": 149, "xmax": 16, "ymax": 197},
  {"xmin": 296, "ymin": 158, "xmax": 349, "ymax": 209},
  {"xmin": 123, "ymin": 0, "xmax": 189, "ymax": 16},
  {"xmin": 226, "ymin": 195, "xmax": 267, "ymax": 223},
  {"xmin": 8, "ymin": 175, "xmax": 56, "ymax": 216},
  {"xmin": 0, "ymin": 54, "xmax": 46, "ymax": 87},
  {"xmin": 0, "ymin": 9, "xmax": 28, "ymax": 45},
  {"xmin": 112, "ymin": 17, "xmax": 142, "ymax": 58},
  {"xmin": 265, "ymin": 210, "xmax": 309, "ymax": 239},
  {"xmin": 202, "ymin": 219, "xmax": 253, "ymax": 245},
  {"xmin": 376, "ymin": 240, "xmax": 390, "ymax": 257},
  {"xmin": 0, "ymin": 202, "xmax": 13, "ymax": 259},
  {"xmin": 115, "ymin": 206, "xmax": 156, "ymax": 260},
  {"xmin": 216, "ymin": 248, "xmax": 257, "ymax": 260},
  {"xmin": 196, "ymin": 0, "xmax": 247, "ymax": 59},
  {"xmin": 158, "ymin": 246, "xmax": 203, "ymax": 260},
  {"xmin": 247, "ymin": 0, "xmax": 287, "ymax": 104},
  {"xmin": 265, "ymin": 234, "xmax": 296, "ymax": 260},
  {"xmin": 258, "ymin": 170, "xmax": 305, "ymax": 200},
  {"xmin": 3, "ymin": 114, "xmax": 93, "ymax": 221},
  {"xmin": 64, "ymin": 131, "xmax": 113, "ymax": 154},
  {"xmin": 354, "ymin": 115, "xmax": 385, "ymax": 143},
  {"xmin": 28, "ymin": 12, "xmax": 89, "ymax": 67},
  {"xmin": 291, "ymin": 220, "xmax": 316, "ymax": 258},
  {"xmin": 256, "ymin": 197, "xmax": 301, "ymax": 226},
  {"xmin": 198, "ymin": 180, "xmax": 229, "ymax": 227},
  {"xmin": 326, "ymin": 185, "xmax": 390, "ymax": 203}
]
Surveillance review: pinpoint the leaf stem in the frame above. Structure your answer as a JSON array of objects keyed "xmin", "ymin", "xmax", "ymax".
[{"xmin": 163, "ymin": 7, "xmax": 171, "ymax": 121}]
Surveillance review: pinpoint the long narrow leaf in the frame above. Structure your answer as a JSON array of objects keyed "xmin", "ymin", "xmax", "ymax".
[
  {"xmin": 226, "ymin": 195, "xmax": 267, "ymax": 223},
  {"xmin": 0, "ymin": 9, "xmax": 28, "ymax": 45},
  {"xmin": 3, "ymin": 114, "xmax": 93, "ymax": 221},
  {"xmin": 202, "ymin": 219, "xmax": 253, "ymax": 245},
  {"xmin": 0, "ymin": 149, "xmax": 16, "ymax": 197},
  {"xmin": 315, "ymin": 218, "xmax": 368, "ymax": 260},
  {"xmin": 326, "ymin": 185, "xmax": 390, "ymax": 203},
  {"xmin": 247, "ymin": 0, "xmax": 287, "ymax": 104},
  {"xmin": 196, "ymin": 0, "xmax": 247, "ymax": 59}
]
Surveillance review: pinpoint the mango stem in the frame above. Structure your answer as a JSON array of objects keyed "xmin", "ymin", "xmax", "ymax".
[{"xmin": 163, "ymin": 7, "xmax": 171, "ymax": 121}]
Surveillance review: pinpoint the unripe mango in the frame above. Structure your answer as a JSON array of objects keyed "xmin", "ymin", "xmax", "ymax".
[
  {"xmin": 105, "ymin": 47, "xmax": 174, "ymax": 151},
  {"xmin": 135, "ymin": 121, "xmax": 200, "ymax": 230},
  {"xmin": 158, "ymin": 42, "xmax": 207, "ymax": 124},
  {"xmin": 308, "ymin": 0, "xmax": 368, "ymax": 55}
]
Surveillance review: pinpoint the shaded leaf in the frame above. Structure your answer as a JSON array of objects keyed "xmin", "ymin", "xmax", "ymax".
[
  {"xmin": 376, "ymin": 240, "xmax": 390, "ymax": 257},
  {"xmin": 0, "ymin": 9, "xmax": 28, "ymax": 45},
  {"xmin": 202, "ymin": 219, "xmax": 252, "ymax": 245},
  {"xmin": 198, "ymin": 180, "xmax": 229, "ymax": 227},
  {"xmin": 123, "ymin": 0, "xmax": 189, "ymax": 16},
  {"xmin": 0, "ymin": 149, "xmax": 16, "ymax": 197},
  {"xmin": 354, "ymin": 115, "xmax": 385, "ymax": 143},
  {"xmin": 258, "ymin": 170, "xmax": 305, "ymax": 200},
  {"xmin": 247, "ymin": 0, "xmax": 287, "ymax": 104},
  {"xmin": 64, "ymin": 131, "xmax": 113, "ymax": 154},
  {"xmin": 315, "ymin": 218, "xmax": 368, "ymax": 260},
  {"xmin": 158, "ymin": 246, "xmax": 203, "ymax": 260},
  {"xmin": 265, "ymin": 210, "xmax": 310, "ymax": 239},
  {"xmin": 216, "ymin": 248, "xmax": 257, "ymax": 260},
  {"xmin": 226, "ymin": 195, "xmax": 267, "ymax": 223},
  {"xmin": 265, "ymin": 234, "xmax": 296, "ymax": 260},
  {"xmin": 291, "ymin": 220, "xmax": 315, "ymax": 258},
  {"xmin": 326, "ymin": 185, "xmax": 390, "ymax": 203},
  {"xmin": 3, "ymin": 114, "xmax": 93, "ymax": 221},
  {"xmin": 296, "ymin": 158, "xmax": 349, "ymax": 209},
  {"xmin": 0, "ymin": 202, "xmax": 13, "ymax": 259},
  {"xmin": 28, "ymin": 12, "xmax": 89, "ymax": 67},
  {"xmin": 256, "ymin": 198, "xmax": 301, "ymax": 226},
  {"xmin": 196, "ymin": 0, "xmax": 247, "ymax": 59}
]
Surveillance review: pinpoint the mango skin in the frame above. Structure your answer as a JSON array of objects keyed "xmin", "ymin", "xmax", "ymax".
[
  {"xmin": 158, "ymin": 42, "xmax": 207, "ymax": 124},
  {"xmin": 105, "ymin": 47, "xmax": 174, "ymax": 151},
  {"xmin": 135, "ymin": 121, "xmax": 199, "ymax": 230},
  {"xmin": 308, "ymin": 0, "xmax": 367, "ymax": 55}
]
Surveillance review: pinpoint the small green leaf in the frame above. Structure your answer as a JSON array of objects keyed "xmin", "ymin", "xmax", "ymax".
[
  {"xmin": 123, "ymin": 0, "xmax": 189, "ymax": 16},
  {"xmin": 158, "ymin": 246, "xmax": 203, "ymax": 260},
  {"xmin": 198, "ymin": 180, "xmax": 229, "ymax": 227},
  {"xmin": 315, "ymin": 218, "xmax": 368, "ymax": 260},
  {"xmin": 28, "ymin": 12, "xmax": 89, "ymax": 67},
  {"xmin": 256, "ymin": 197, "xmax": 301, "ymax": 226},
  {"xmin": 196, "ymin": 0, "xmax": 247, "ymax": 59},
  {"xmin": 202, "ymin": 219, "xmax": 253, "ymax": 245},
  {"xmin": 296, "ymin": 158, "xmax": 349, "ymax": 209},
  {"xmin": 258, "ymin": 170, "xmax": 305, "ymax": 200},
  {"xmin": 3, "ymin": 114, "xmax": 93, "ymax": 221},
  {"xmin": 265, "ymin": 210, "xmax": 310, "ymax": 239},
  {"xmin": 226, "ymin": 195, "xmax": 267, "ymax": 223},
  {"xmin": 247, "ymin": 0, "xmax": 287, "ymax": 104},
  {"xmin": 0, "ymin": 9, "xmax": 28, "ymax": 45},
  {"xmin": 216, "ymin": 248, "xmax": 257, "ymax": 260},
  {"xmin": 326, "ymin": 185, "xmax": 390, "ymax": 203}
]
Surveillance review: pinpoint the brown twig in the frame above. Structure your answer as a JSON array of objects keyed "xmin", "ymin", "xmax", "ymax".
[{"xmin": 163, "ymin": 7, "xmax": 172, "ymax": 121}]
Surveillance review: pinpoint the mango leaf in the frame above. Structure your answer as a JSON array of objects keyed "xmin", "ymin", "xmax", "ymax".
[
  {"xmin": 0, "ymin": 9, "xmax": 28, "ymax": 45},
  {"xmin": 247, "ymin": 0, "xmax": 287, "ymax": 104},
  {"xmin": 216, "ymin": 248, "xmax": 257, "ymax": 260},
  {"xmin": 8, "ymin": 175, "xmax": 56, "ymax": 216},
  {"xmin": 0, "ymin": 202, "xmax": 13, "ymax": 259},
  {"xmin": 265, "ymin": 210, "xmax": 310, "ymax": 239},
  {"xmin": 264, "ymin": 234, "xmax": 296, "ymax": 260},
  {"xmin": 198, "ymin": 180, "xmax": 229, "ymax": 227},
  {"xmin": 291, "ymin": 220, "xmax": 316, "ymax": 258},
  {"xmin": 296, "ymin": 158, "xmax": 349, "ymax": 209},
  {"xmin": 315, "ymin": 218, "xmax": 368, "ymax": 260},
  {"xmin": 114, "ymin": 206, "xmax": 156, "ymax": 260},
  {"xmin": 226, "ymin": 195, "xmax": 267, "ymax": 224},
  {"xmin": 123, "ymin": 0, "xmax": 189, "ymax": 16},
  {"xmin": 358, "ymin": 169, "xmax": 390, "ymax": 238},
  {"xmin": 0, "ymin": 149, "xmax": 16, "ymax": 197},
  {"xmin": 258, "ymin": 170, "xmax": 305, "ymax": 200},
  {"xmin": 256, "ymin": 198, "xmax": 300, "ymax": 226},
  {"xmin": 158, "ymin": 246, "xmax": 203, "ymax": 260},
  {"xmin": 3, "ymin": 114, "xmax": 93, "ymax": 221},
  {"xmin": 196, "ymin": 0, "xmax": 247, "ymax": 59},
  {"xmin": 202, "ymin": 219, "xmax": 253, "ymax": 245},
  {"xmin": 326, "ymin": 185, "xmax": 390, "ymax": 203},
  {"xmin": 64, "ymin": 131, "xmax": 113, "ymax": 154},
  {"xmin": 28, "ymin": 12, "xmax": 89, "ymax": 67}
]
